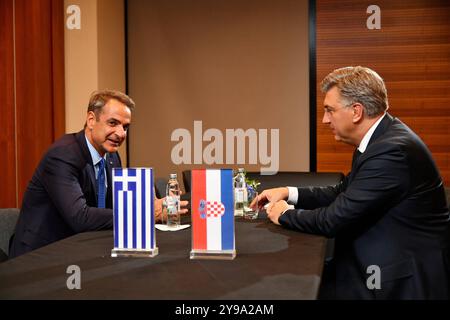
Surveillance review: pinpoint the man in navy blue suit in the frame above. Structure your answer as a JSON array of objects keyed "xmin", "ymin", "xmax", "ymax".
[
  {"xmin": 254, "ymin": 67, "xmax": 450, "ymax": 299},
  {"xmin": 10, "ymin": 90, "xmax": 187, "ymax": 258}
]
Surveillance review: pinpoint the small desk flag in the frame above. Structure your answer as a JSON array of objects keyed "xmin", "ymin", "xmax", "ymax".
[
  {"xmin": 111, "ymin": 168, "xmax": 158, "ymax": 258},
  {"xmin": 190, "ymin": 169, "xmax": 236, "ymax": 260}
]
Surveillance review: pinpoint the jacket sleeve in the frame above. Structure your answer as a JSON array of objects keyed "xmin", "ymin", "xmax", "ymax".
[
  {"xmin": 280, "ymin": 146, "xmax": 409, "ymax": 238},
  {"xmin": 295, "ymin": 176, "xmax": 349, "ymax": 209},
  {"xmin": 40, "ymin": 151, "xmax": 113, "ymax": 233}
]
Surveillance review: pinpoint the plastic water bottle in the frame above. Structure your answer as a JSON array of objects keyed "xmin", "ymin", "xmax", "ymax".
[
  {"xmin": 234, "ymin": 168, "xmax": 248, "ymax": 216},
  {"xmin": 166, "ymin": 173, "xmax": 181, "ymax": 228}
]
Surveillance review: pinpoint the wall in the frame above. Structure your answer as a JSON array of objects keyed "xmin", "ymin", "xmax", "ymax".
[
  {"xmin": 0, "ymin": 0, "xmax": 128, "ymax": 207},
  {"xmin": 316, "ymin": 0, "xmax": 450, "ymax": 185},
  {"xmin": 127, "ymin": 0, "xmax": 310, "ymax": 185},
  {"xmin": 0, "ymin": 0, "xmax": 65, "ymax": 208},
  {"xmin": 0, "ymin": 0, "xmax": 16, "ymax": 207},
  {"xmin": 64, "ymin": 0, "xmax": 98, "ymax": 133},
  {"xmin": 64, "ymin": 0, "xmax": 127, "ymax": 165}
]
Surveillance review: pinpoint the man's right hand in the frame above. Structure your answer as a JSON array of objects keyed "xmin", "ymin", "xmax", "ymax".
[
  {"xmin": 250, "ymin": 187, "xmax": 289, "ymax": 210},
  {"xmin": 155, "ymin": 197, "xmax": 189, "ymax": 223}
]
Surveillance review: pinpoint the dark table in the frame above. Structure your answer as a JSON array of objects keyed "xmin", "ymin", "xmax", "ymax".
[{"xmin": 0, "ymin": 215, "xmax": 327, "ymax": 300}]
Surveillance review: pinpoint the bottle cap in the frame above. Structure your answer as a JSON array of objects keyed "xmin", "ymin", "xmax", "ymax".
[
  {"xmin": 170, "ymin": 173, "xmax": 177, "ymax": 179},
  {"xmin": 238, "ymin": 168, "xmax": 245, "ymax": 173}
]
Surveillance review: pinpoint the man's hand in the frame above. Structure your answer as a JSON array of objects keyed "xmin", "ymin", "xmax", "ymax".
[
  {"xmin": 250, "ymin": 187, "xmax": 289, "ymax": 210},
  {"xmin": 154, "ymin": 197, "xmax": 189, "ymax": 223},
  {"xmin": 154, "ymin": 198, "xmax": 164, "ymax": 222},
  {"xmin": 179, "ymin": 200, "xmax": 189, "ymax": 214},
  {"xmin": 266, "ymin": 200, "xmax": 289, "ymax": 225}
]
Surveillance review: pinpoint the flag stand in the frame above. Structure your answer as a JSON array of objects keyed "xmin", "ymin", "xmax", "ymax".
[
  {"xmin": 190, "ymin": 249, "xmax": 236, "ymax": 260},
  {"xmin": 111, "ymin": 247, "xmax": 159, "ymax": 258}
]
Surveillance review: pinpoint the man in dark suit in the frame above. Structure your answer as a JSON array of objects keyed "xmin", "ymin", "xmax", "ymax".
[
  {"xmin": 254, "ymin": 66, "xmax": 450, "ymax": 299},
  {"xmin": 10, "ymin": 90, "xmax": 187, "ymax": 258}
]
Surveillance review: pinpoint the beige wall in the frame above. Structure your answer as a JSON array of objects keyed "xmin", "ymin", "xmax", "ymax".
[
  {"xmin": 127, "ymin": 0, "xmax": 310, "ymax": 185},
  {"xmin": 64, "ymin": 0, "xmax": 127, "ymax": 165},
  {"xmin": 64, "ymin": 0, "xmax": 98, "ymax": 133},
  {"xmin": 97, "ymin": 0, "xmax": 126, "ymax": 91}
]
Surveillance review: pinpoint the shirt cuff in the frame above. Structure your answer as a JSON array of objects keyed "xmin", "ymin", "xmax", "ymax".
[
  {"xmin": 281, "ymin": 204, "xmax": 295, "ymax": 215},
  {"xmin": 287, "ymin": 187, "xmax": 298, "ymax": 205}
]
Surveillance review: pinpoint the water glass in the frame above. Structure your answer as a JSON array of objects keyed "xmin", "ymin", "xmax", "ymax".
[{"xmin": 244, "ymin": 188, "xmax": 259, "ymax": 220}]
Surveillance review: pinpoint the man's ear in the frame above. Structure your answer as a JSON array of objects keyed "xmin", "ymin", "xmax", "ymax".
[
  {"xmin": 86, "ymin": 111, "xmax": 96, "ymax": 130},
  {"xmin": 352, "ymin": 103, "xmax": 364, "ymax": 123}
]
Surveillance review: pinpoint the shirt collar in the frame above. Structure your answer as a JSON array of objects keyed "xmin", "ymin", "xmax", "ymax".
[
  {"xmin": 358, "ymin": 113, "xmax": 386, "ymax": 153},
  {"xmin": 85, "ymin": 135, "xmax": 106, "ymax": 166}
]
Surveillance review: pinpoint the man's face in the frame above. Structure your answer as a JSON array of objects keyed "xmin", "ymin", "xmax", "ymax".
[
  {"xmin": 322, "ymin": 86, "xmax": 355, "ymax": 145},
  {"xmin": 86, "ymin": 99, "xmax": 132, "ymax": 156}
]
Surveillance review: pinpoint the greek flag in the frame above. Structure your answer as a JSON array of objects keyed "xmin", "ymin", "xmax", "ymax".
[{"xmin": 112, "ymin": 168, "xmax": 155, "ymax": 252}]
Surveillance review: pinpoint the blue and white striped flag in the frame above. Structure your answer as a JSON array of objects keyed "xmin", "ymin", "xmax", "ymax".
[{"xmin": 112, "ymin": 168, "xmax": 157, "ymax": 256}]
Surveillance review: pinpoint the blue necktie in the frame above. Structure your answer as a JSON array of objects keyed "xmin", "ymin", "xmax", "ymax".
[{"xmin": 97, "ymin": 158, "xmax": 106, "ymax": 208}]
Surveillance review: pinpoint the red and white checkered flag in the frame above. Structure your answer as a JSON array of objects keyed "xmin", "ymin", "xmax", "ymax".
[{"xmin": 206, "ymin": 201, "xmax": 225, "ymax": 218}]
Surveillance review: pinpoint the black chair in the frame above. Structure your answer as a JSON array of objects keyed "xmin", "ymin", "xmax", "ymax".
[
  {"xmin": 183, "ymin": 170, "xmax": 344, "ymax": 193},
  {"xmin": 0, "ymin": 208, "xmax": 20, "ymax": 262},
  {"xmin": 155, "ymin": 176, "xmax": 190, "ymax": 207},
  {"xmin": 245, "ymin": 171, "xmax": 344, "ymax": 191},
  {"xmin": 445, "ymin": 187, "xmax": 450, "ymax": 211},
  {"xmin": 154, "ymin": 177, "xmax": 168, "ymax": 199},
  {"xmin": 182, "ymin": 170, "xmax": 192, "ymax": 193}
]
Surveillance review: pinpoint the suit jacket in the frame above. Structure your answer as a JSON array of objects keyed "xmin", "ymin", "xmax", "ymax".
[
  {"xmin": 279, "ymin": 114, "xmax": 450, "ymax": 299},
  {"xmin": 10, "ymin": 130, "xmax": 121, "ymax": 258}
]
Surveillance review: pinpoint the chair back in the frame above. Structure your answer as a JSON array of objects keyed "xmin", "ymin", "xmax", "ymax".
[
  {"xmin": 0, "ymin": 208, "xmax": 20, "ymax": 261},
  {"xmin": 245, "ymin": 171, "xmax": 344, "ymax": 191},
  {"xmin": 155, "ymin": 177, "xmax": 168, "ymax": 199},
  {"xmin": 445, "ymin": 187, "xmax": 450, "ymax": 210}
]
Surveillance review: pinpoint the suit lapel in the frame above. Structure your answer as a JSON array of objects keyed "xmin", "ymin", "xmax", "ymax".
[
  {"xmin": 366, "ymin": 113, "xmax": 394, "ymax": 148},
  {"xmin": 76, "ymin": 130, "xmax": 122, "ymax": 209},
  {"xmin": 348, "ymin": 113, "xmax": 394, "ymax": 183}
]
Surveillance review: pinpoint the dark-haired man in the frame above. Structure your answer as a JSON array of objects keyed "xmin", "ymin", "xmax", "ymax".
[{"xmin": 10, "ymin": 90, "xmax": 187, "ymax": 258}]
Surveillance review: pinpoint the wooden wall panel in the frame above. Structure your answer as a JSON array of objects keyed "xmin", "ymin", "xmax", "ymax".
[
  {"xmin": 14, "ymin": 0, "xmax": 65, "ymax": 205},
  {"xmin": 15, "ymin": 0, "xmax": 55, "ymax": 204},
  {"xmin": 0, "ymin": 0, "xmax": 65, "ymax": 207},
  {"xmin": 0, "ymin": 0, "xmax": 17, "ymax": 207},
  {"xmin": 316, "ymin": 0, "xmax": 450, "ymax": 185},
  {"xmin": 51, "ymin": 0, "xmax": 66, "ymax": 139}
]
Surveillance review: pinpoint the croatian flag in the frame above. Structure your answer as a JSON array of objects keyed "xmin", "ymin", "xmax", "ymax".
[
  {"xmin": 191, "ymin": 169, "xmax": 235, "ymax": 252},
  {"xmin": 112, "ymin": 168, "xmax": 155, "ymax": 252}
]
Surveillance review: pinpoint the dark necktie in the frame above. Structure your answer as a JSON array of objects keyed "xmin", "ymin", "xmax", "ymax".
[
  {"xmin": 97, "ymin": 158, "xmax": 106, "ymax": 208},
  {"xmin": 351, "ymin": 149, "xmax": 362, "ymax": 171}
]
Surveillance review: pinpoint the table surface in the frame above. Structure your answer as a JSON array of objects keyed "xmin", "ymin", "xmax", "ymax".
[{"xmin": 0, "ymin": 215, "xmax": 327, "ymax": 300}]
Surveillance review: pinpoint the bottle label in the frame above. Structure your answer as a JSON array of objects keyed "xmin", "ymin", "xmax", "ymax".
[
  {"xmin": 166, "ymin": 196, "xmax": 179, "ymax": 214},
  {"xmin": 235, "ymin": 188, "xmax": 244, "ymax": 202}
]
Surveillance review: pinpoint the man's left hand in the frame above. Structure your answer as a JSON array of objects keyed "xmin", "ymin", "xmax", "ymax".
[{"xmin": 266, "ymin": 200, "xmax": 289, "ymax": 225}]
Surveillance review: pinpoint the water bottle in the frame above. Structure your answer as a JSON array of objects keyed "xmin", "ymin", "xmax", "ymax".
[
  {"xmin": 166, "ymin": 173, "xmax": 181, "ymax": 228},
  {"xmin": 234, "ymin": 168, "xmax": 248, "ymax": 216}
]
